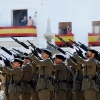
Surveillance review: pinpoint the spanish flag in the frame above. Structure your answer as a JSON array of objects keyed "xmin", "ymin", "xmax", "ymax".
[
  {"xmin": 55, "ymin": 34, "xmax": 74, "ymax": 44},
  {"xmin": 0, "ymin": 26, "xmax": 37, "ymax": 37},
  {"xmin": 88, "ymin": 34, "xmax": 100, "ymax": 45}
]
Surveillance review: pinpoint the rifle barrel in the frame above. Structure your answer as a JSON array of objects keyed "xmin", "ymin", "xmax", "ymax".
[
  {"xmin": 20, "ymin": 42, "xmax": 29, "ymax": 49},
  {"xmin": 27, "ymin": 40, "xmax": 36, "ymax": 48},
  {"xmin": 47, "ymin": 42, "xmax": 56, "ymax": 49},
  {"xmin": 1, "ymin": 47, "xmax": 12, "ymax": 55},
  {"xmin": 11, "ymin": 37, "xmax": 21, "ymax": 44},
  {"xmin": 69, "ymin": 39, "xmax": 74, "ymax": 43}
]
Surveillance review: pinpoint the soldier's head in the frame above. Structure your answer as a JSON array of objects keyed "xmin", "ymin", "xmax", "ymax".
[
  {"xmin": 29, "ymin": 16, "xmax": 31, "ymax": 19},
  {"xmin": 41, "ymin": 49, "xmax": 52, "ymax": 59},
  {"xmin": 54, "ymin": 54, "xmax": 66, "ymax": 64},
  {"xmin": 12, "ymin": 58, "xmax": 23, "ymax": 68},
  {"xmin": 23, "ymin": 56, "xmax": 32, "ymax": 65},
  {"xmin": 86, "ymin": 49, "xmax": 98, "ymax": 58}
]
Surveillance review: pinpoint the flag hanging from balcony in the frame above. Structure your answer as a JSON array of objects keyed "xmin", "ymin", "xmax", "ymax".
[
  {"xmin": 0, "ymin": 26, "xmax": 37, "ymax": 37},
  {"xmin": 88, "ymin": 33, "xmax": 100, "ymax": 45},
  {"xmin": 55, "ymin": 34, "xmax": 74, "ymax": 45}
]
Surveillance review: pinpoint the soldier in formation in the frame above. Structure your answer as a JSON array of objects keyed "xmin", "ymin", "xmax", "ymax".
[
  {"xmin": 20, "ymin": 56, "xmax": 33, "ymax": 100},
  {"xmin": 0, "ymin": 58, "xmax": 23, "ymax": 100},
  {"xmin": 0, "ymin": 42, "xmax": 100, "ymax": 100}
]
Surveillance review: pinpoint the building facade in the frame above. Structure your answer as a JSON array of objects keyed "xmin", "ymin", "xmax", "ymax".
[{"xmin": 0, "ymin": 0, "xmax": 100, "ymax": 56}]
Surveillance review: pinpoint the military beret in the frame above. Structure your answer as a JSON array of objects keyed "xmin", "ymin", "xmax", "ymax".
[
  {"xmin": 55, "ymin": 54, "xmax": 66, "ymax": 61},
  {"xmin": 42, "ymin": 49, "xmax": 52, "ymax": 57},
  {"xmin": 88, "ymin": 49, "xmax": 98, "ymax": 56},
  {"xmin": 23, "ymin": 56, "xmax": 32, "ymax": 61},
  {"xmin": 12, "ymin": 58, "xmax": 23, "ymax": 64}
]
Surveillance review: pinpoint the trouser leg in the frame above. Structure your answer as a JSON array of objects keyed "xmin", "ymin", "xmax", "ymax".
[
  {"xmin": 84, "ymin": 89, "xmax": 97, "ymax": 100},
  {"xmin": 4, "ymin": 93, "xmax": 10, "ymax": 100},
  {"xmin": 38, "ymin": 89, "xmax": 50, "ymax": 100},
  {"xmin": 20, "ymin": 92, "xmax": 31, "ymax": 100},
  {"xmin": 31, "ymin": 91, "xmax": 39, "ymax": 100},
  {"xmin": 9, "ymin": 92, "xmax": 20, "ymax": 100},
  {"xmin": 49, "ymin": 91, "xmax": 55, "ymax": 100},
  {"xmin": 66, "ymin": 90, "xmax": 72, "ymax": 100},
  {"xmin": 74, "ymin": 90, "xmax": 84, "ymax": 100},
  {"xmin": 55, "ymin": 90, "xmax": 66, "ymax": 100},
  {"xmin": 96, "ymin": 92, "xmax": 100, "ymax": 100}
]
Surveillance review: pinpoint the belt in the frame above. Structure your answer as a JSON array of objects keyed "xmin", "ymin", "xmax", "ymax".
[
  {"xmin": 10, "ymin": 81, "xmax": 20, "ymax": 86},
  {"xmin": 34, "ymin": 82, "xmax": 37, "ymax": 85},
  {"xmin": 75, "ymin": 77, "xmax": 82, "ymax": 82},
  {"xmin": 84, "ymin": 75, "xmax": 96, "ymax": 80},
  {"xmin": 83, "ymin": 75, "xmax": 89, "ymax": 79},
  {"xmin": 40, "ymin": 75, "xmax": 45, "ymax": 78},
  {"xmin": 39, "ymin": 75, "xmax": 51, "ymax": 80},
  {"xmin": 55, "ymin": 80, "xmax": 66, "ymax": 83},
  {"xmin": 23, "ymin": 80, "xmax": 31, "ymax": 84},
  {"xmin": 10, "ymin": 81, "xmax": 20, "ymax": 95}
]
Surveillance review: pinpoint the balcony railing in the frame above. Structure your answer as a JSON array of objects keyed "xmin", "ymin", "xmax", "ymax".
[
  {"xmin": 88, "ymin": 33, "xmax": 100, "ymax": 46},
  {"xmin": 55, "ymin": 33, "xmax": 74, "ymax": 47},
  {"xmin": 0, "ymin": 26, "xmax": 37, "ymax": 37}
]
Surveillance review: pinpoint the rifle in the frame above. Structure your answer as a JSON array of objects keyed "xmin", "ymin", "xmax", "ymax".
[
  {"xmin": 69, "ymin": 39, "xmax": 87, "ymax": 59},
  {"xmin": 11, "ymin": 37, "xmax": 29, "ymax": 49},
  {"xmin": 10, "ymin": 50, "xmax": 23, "ymax": 59},
  {"xmin": 56, "ymin": 35, "xmax": 73, "ymax": 48},
  {"xmin": 74, "ymin": 48, "xmax": 86, "ymax": 59},
  {"xmin": 47, "ymin": 42, "xmax": 77, "ymax": 63},
  {"xmin": 12, "ymin": 48, "xmax": 28, "ymax": 56},
  {"xmin": 66, "ymin": 51, "xmax": 77, "ymax": 63},
  {"xmin": 27, "ymin": 40, "xmax": 42, "ymax": 54},
  {"xmin": 0, "ymin": 54, "xmax": 11, "ymax": 67},
  {"xmin": 11, "ymin": 37, "xmax": 42, "ymax": 59},
  {"xmin": 1, "ymin": 46, "xmax": 12, "ymax": 55},
  {"xmin": 3, "ymin": 58, "xmax": 11, "ymax": 67},
  {"xmin": 69, "ymin": 39, "xmax": 80, "ymax": 47},
  {"xmin": 0, "ymin": 46, "xmax": 21, "ymax": 59},
  {"xmin": 69, "ymin": 39, "xmax": 88, "ymax": 51},
  {"xmin": 69, "ymin": 39, "xmax": 82, "ymax": 52},
  {"xmin": 31, "ymin": 49, "xmax": 42, "ymax": 60},
  {"xmin": 78, "ymin": 42, "xmax": 88, "ymax": 51},
  {"xmin": 47, "ymin": 42, "xmax": 66, "ymax": 54}
]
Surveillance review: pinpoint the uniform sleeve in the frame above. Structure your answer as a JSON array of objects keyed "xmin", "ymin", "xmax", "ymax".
[
  {"xmin": 2, "ymin": 67, "xmax": 18, "ymax": 75},
  {"xmin": 29, "ymin": 54, "xmax": 49, "ymax": 67},
  {"xmin": 70, "ymin": 67, "xmax": 76, "ymax": 76},
  {"xmin": 67, "ymin": 58, "xmax": 77, "ymax": 69},
  {"xmin": 73, "ymin": 53, "xmax": 95, "ymax": 67},
  {"xmin": 31, "ymin": 62, "xmax": 38, "ymax": 72},
  {"xmin": 53, "ymin": 63, "xmax": 66, "ymax": 70},
  {"xmin": 77, "ymin": 63, "xmax": 83, "ymax": 70},
  {"xmin": 0, "ymin": 72, "xmax": 6, "ymax": 77},
  {"xmin": 22, "ymin": 64, "xmax": 30, "ymax": 72},
  {"xmin": 6, "ymin": 74, "xmax": 11, "ymax": 80},
  {"xmin": 97, "ymin": 61, "xmax": 100, "ymax": 68}
]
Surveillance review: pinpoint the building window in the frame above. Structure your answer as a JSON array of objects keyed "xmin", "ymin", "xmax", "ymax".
[
  {"xmin": 13, "ymin": 9, "xmax": 27, "ymax": 26},
  {"xmin": 59, "ymin": 22, "xmax": 72, "ymax": 34},
  {"xmin": 92, "ymin": 21, "xmax": 100, "ymax": 33}
]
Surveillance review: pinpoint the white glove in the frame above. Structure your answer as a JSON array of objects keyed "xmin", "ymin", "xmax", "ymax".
[
  {"xmin": 71, "ymin": 48, "xmax": 76, "ymax": 53},
  {"xmin": 0, "ymin": 60, "xmax": 5, "ymax": 67},
  {"xmin": 65, "ymin": 54, "xmax": 70, "ymax": 59},
  {"xmin": 26, "ymin": 49, "xmax": 32, "ymax": 54},
  {"xmin": 9, "ymin": 54, "xmax": 14, "ymax": 62},
  {"xmin": 10, "ymin": 54, "xmax": 14, "ymax": 59}
]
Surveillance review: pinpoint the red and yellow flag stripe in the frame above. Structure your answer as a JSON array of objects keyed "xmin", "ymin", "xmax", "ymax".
[
  {"xmin": 0, "ymin": 26, "xmax": 37, "ymax": 37},
  {"xmin": 88, "ymin": 33, "xmax": 100, "ymax": 45},
  {"xmin": 55, "ymin": 34, "xmax": 74, "ymax": 44}
]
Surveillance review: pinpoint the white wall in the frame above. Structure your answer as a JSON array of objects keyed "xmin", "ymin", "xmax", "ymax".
[{"xmin": 0, "ymin": 0, "xmax": 100, "ymax": 54}]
